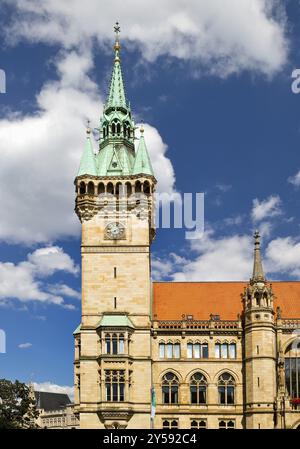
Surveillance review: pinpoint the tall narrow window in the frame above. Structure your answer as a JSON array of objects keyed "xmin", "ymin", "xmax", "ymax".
[
  {"xmin": 159, "ymin": 343, "xmax": 165, "ymax": 358},
  {"xmin": 229, "ymin": 343, "xmax": 236, "ymax": 359},
  {"xmin": 114, "ymin": 297, "xmax": 117, "ymax": 309},
  {"xmin": 187, "ymin": 343, "xmax": 193, "ymax": 359},
  {"xmin": 162, "ymin": 373, "xmax": 179, "ymax": 404},
  {"xmin": 119, "ymin": 334, "xmax": 124, "ymax": 354},
  {"xmin": 114, "ymin": 267, "xmax": 117, "ymax": 278},
  {"xmin": 190, "ymin": 373, "xmax": 207, "ymax": 405},
  {"xmin": 105, "ymin": 370, "xmax": 125, "ymax": 402},
  {"xmin": 215, "ymin": 343, "xmax": 221, "ymax": 358},
  {"xmin": 285, "ymin": 341, "xmax": 300, "ymax": 399},
  {"xmin": 218, "ymin": 373, "xmax": 235, "ymax": 405},
  {"xmin": 112, "ymin": 334, "xmax": 118, "ymax": 354},
  {"xmin": 174, "ymin": 343, "xmax": 180, "ymax": 359}
]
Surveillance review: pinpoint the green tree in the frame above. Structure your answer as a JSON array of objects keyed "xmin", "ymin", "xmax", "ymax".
[{"xmin": 0, "ymin": 379, "xmax": 39, "ymax": 429}]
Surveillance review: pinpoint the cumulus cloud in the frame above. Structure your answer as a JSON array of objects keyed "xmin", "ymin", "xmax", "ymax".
[
  {"xmin": 288, "ymin": 170, "xmax": 300, "ymax": 187},
  {"xmin": 265, "ymin": 236, "xmax": 300, "ymax": 277},
  {"xmin": 251, "ymin": 194, "xmax": 282, "ymax": 222},
  {"xmin": 4, "ymin": 0, "xmax": 288, "ymax": 77},
  {"xmin": 0, "ymin": 246, "xmax": 79, "ymax": 306},
  {"xmin": 18, "ymin": 342, "xmax": 32, "ymax": 349},
  {"xmin": 33, "ymin": 381, "xmax": 74, "ymax": 401},
  {"xmin": 172, "ymin": 232, "xmax": 253, "ymax": 281},
  {"xmin": 0, "ymin": 49, "xmax": 174, "ymax": 243}
]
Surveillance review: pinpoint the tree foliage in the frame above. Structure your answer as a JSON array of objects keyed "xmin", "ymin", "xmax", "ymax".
[{"xmin": 0, "ymin": 379, "xmax": 39, "ymax": 429}]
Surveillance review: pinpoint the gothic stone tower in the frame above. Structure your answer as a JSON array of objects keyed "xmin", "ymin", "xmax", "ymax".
[
  {"xmin": 244, "ymin": 232, "xmax": 277, "ymax": 429},
  {"xmin": 73, "ymin": 25, "xmax": 156, "ymax": 429}
]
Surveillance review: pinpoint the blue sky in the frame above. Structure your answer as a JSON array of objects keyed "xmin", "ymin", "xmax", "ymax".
[{"xmin": 1, "ymin": 0, "xmax": 300, "ymax": 394}]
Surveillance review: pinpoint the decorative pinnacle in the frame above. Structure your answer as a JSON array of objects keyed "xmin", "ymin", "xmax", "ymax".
[{"xmin": 251, "ymin": 230, "xmax": 265, "ymax": 283}]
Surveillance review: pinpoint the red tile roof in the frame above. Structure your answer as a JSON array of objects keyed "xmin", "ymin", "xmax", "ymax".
[{"xmin": 152, "ymin": 281, "xmax": 300, "ymax": 320}]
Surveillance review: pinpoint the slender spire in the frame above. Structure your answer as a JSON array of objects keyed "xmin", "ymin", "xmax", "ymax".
[
  {"xmin": 251, "ymin": 230, "xmax": 265, "ymax": 283},
  {"xmin": 77, "ymin": 124, "xmax": 97, "ymax": 177},
  {"xmin": 133, "ymin": 125, "xmax": 154, "ymax": 176},
  {"xmin": 105, "ymin": 22, "xmax": 127, "ymax": 110}
]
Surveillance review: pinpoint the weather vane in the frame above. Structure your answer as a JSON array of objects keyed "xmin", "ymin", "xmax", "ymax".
[{"xmin": 114, "ymin": 21, "xmax": 120, "ymax": 35}]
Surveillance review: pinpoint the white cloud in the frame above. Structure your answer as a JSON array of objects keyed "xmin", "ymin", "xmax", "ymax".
[
  {"xmin": 171, "ymin": 231, "xmax": 253, "ymax": 281},
  {"xmin": 28, "ymin": 247, "xmax": 79, "ymax": 276},
  {"xmin": 0, "ymin": 50, "xmax": 174, "ymax": 243},
  {"xmin": 0, "ymin": 246, "xmax": 79, "ymax": 306},
  {"xmin": 18, "ymin": 342, "xmax": 32, "ymax": 349},
  {"xmin": 265, "ymin": 236, "xmax": 300, "ymax": 277},
  {"xmin": 47, "ymin": 284, "xmax": 81, "ymax": 300},
  {"xmin": 251, "ymin": 195, "xmax": 282, "ymax": 222},
  {"xmin": 5, "ymin": 0, "xmax": 288, "ymax": 77},
  {"xmin": 288, "ymin": 170, "xmax": 300, "ymax": 187},
  {"xmin": 32, "ymin": 381, "xmax": 74, "ymax": 402}
]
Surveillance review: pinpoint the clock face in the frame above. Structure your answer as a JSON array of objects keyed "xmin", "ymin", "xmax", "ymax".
[{"xmin": 105, "ymin": 222, "xmax": 125, "ymax": 240}]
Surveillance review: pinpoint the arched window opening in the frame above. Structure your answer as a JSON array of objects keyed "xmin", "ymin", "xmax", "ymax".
[
  {"xmin": 162, "ymin": 420, "xmax": 178, "ymax": 429},
  {"xmin": 144, "ymin": 181, "xmax": 150, "ymax": 195},
  {"xmin": 79, "ymin": 181, "xmax": 86, "ymax": 195},
  {"xmin": 87, "ymin": 182, "xmax": 95, "ymax": 195},
  {"xmin": 98, "ymin": 183, "xmax": 105, "ymax": 195},
  {"xmin": 162, "ymin": 372, "xmax": 179, "ymax": 404},
  {"xmin": 135, "ymin": 181, "xmax": 141, "ymax": 193},
  {"xmin": 125, "ymin": 182, "xmax": 132, "ymax": 197},
  {"xmin": 107, "ymin": 183, "xmax": 114, "ymax": 194},
  {"xmin": 255, "ymin": 292, "xmax": 260, "ymax": 307},
  {"xmin": 190, "ymin": 373, "xmax": 207, "ymax": 404},
  {"xmin": 218, "ymin": 373, "xmax": 235, "ymax": 405},
  {"xmin": 111, "ymin": 123, "xmax": 116, "ymax": 134},
  {"xmin": 116, "ymin": 123, "xmax": 121, "ymax": 134},
  {"xmin": 285, "ymin": 341, "xmax": 300, "ymax": 399}
]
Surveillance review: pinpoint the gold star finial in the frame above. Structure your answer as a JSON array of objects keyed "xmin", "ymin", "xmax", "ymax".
[
  {"xmin": 86, "ymin": 119, "xmax": 91, "ymax": 135},
  {"xmin": 140, "ymin": 120, "xmax": 144, "ymax": 134}
]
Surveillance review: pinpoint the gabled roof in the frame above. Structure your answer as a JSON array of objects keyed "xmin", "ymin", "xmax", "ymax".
[
  {"xmin": 34, "ymin": 391, "xmax": 71, "ymax": 411},
  {"xmin": 152, "ymin": 281, "xmax": 300, "ymax": 320}
]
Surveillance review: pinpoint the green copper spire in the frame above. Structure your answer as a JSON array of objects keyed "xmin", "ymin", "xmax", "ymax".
[
  {"xmin": 77, "ymin": 125, "xmax": 97, "ymax": 177},
  {"xmin": 133, "ymin": 125, "xmax": 154, "ymax": 176},
  {"xmin": 105, "ymin": 22, "xmax": 127, "ymax": 110}
]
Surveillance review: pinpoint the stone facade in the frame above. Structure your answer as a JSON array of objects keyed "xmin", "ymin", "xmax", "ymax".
[{"xmin": 73, "ymin": 26, "xmax": 300, "ymax": 430}]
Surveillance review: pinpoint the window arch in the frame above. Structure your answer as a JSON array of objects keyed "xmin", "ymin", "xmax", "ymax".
[
  {"xmin": 87, "ymin": 181, "xmax": 95, "ymax": 195},
  {"xmin": 285, "ymin": 341, "xmax": 300, "ymax": 399},
  {"xmin": 98, "ymin": 182, "xmax": 105, "ymax": 195},
  {"xmin": 218, "ymin": 373, "xmax": 235, "ymax": 405},
  {"xmin": 162, "ymin": 372, "xmax": 179, "ymax": 404},
  {"xmin": 190, "ymin": 372, "xmax": 207, "ymax": 404},
  {"xmin": 79, "ymin": 181, "xmax": 86, "ymax": 195}
]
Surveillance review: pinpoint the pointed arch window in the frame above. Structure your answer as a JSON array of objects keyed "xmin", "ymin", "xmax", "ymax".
[
  {"xmin": 190, "ymin": 373, "xmax": 207, "ymax": 404},
  {"xmin": 218, "ymin": 373, "xmax": 235, "ymax": 405},
  {"xmin": 285, "ymin": 341, "xmax": 300, "ymax": 399},
  {"xmin": 162, "ymin": 372, "xmax": 179, "ymax": 404}
]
